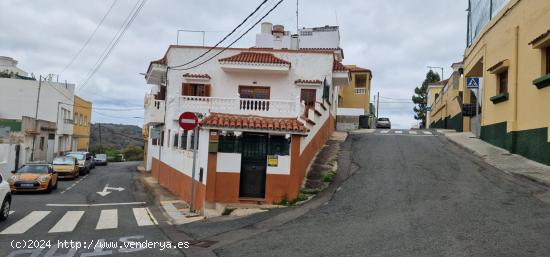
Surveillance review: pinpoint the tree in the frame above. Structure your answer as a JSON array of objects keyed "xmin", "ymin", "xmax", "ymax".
[{"xmin": 412, "ymin": 70, "xmax": 441, "ymax": 127}]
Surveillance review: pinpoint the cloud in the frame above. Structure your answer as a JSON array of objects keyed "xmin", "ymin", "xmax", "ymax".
[{"xmin": 0, "ymin": 0, "xmax": 467, "ymax": 128}]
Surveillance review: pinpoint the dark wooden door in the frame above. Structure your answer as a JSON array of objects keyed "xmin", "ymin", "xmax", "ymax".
[
  {"xmin": 301, "ymin": 89, "xmax": 316, "ymax": 117},
  {"xmin": 239, "ymin": 133, "xmax": 267, "ymax": 198}
]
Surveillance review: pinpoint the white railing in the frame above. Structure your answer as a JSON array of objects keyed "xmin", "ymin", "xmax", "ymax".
[
  {"xmin": 354, "ymin": 87, "xmax": 366, "ymax": 95},
  {"xmin": 175, "ymin": 96, "xmax": 304, "ymax": 118},
  {"xmin": 144, "ymin": 94, "xmax": 165, "ymax": 124}
]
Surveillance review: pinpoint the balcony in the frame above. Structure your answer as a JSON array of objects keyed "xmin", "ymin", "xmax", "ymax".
[
  {"xmin": 173, "ymin": 96, "xmax": 305, "ymax": 118},
  {"xmin": 354, "ymin": 87, "xmax": 366, "ymax": 95},
  {"xmin": 144, "ymin": 94, "xmax": 165, "ymax": 125}
]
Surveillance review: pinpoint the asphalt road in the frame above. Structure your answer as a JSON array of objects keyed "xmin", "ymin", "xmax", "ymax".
[
  {"xmin": 0, "ymin": 162, "xmax": 184, "ymax": 257},
  {"xmin": 216, "ymin": 129, "xmax": 550, "ymax": 257}
]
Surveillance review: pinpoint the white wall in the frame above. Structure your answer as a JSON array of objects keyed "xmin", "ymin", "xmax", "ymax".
[
  {"xmin": 0, "ymin": 144, "xmax": 16, "ymax": 179},
  {"xmin": 266, "ymin": 155, "xmax": 290, "ymax": 175},
  {"xmin": 216, "ymin": 153, "xmax": 241, "ymax": 173}
]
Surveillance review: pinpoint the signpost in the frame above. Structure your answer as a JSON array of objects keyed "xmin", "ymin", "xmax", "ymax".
[
  {"xmin": 466, "ymin": 77, "xmax": 481, "ymax": 136},
  {"xmin": 179, "ymin": 112, "xmax": 199, "ymax": 213}
]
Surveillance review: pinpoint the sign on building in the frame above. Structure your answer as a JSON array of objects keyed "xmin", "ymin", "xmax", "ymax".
[
  {"xmin": 267, "ymin": 155, "xmax": 278, "ymax": 167},
  {"xmin": 466, "ymin": 77, "xmax": 480, "ymax": 88}
]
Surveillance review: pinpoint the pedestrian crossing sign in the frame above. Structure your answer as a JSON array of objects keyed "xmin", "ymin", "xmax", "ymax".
[{"xmin": 467, "ymin": 77, "xmax": 480, "ymax": 88}]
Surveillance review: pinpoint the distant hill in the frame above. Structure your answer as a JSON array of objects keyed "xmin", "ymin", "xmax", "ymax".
[{"xmin": 90, "ymin": 123, "xmax": 144, "ymax": 150}]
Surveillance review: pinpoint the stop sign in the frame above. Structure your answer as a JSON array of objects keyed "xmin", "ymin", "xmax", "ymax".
[{"xmin": 178, "ymin": 112, "xmax": 199, "ymax": 131}]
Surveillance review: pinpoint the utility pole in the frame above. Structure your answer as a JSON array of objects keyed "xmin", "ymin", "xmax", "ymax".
[
  {"xmin": 376, "ymin": 92, "xmax": 380, "ymax": 118},
  {"xmin": 30, "ymin": 75, "xmax": 42, "ymax": 161}
]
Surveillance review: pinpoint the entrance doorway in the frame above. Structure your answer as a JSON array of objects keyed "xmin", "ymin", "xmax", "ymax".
[{"xmin": 239, "ymin": 133, "xmax": 267, "ymax": 198}]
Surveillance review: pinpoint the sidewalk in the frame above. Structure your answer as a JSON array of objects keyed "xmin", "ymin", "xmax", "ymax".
[{"xmin": 440, "ymin": 130, "xmax": 550, "ymax": 188}]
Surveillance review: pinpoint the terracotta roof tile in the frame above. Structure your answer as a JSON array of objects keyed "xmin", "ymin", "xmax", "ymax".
[
  {"xmin": 219, "ymin": 52, "xmax": 291, "ymax": 65},
  {"xmin": 182, "ymin": 73, "xmax": 211, "ymax": 79},
  {"xmin": 295, "ymin": 79, "xmax": 323, "ymax": 84},
  {"xmin": 201, "ymin": 113, "xmax": 308, "ymax": 133},
  {"xmin": 345, "ymin": 65, "xmax": 371, "ymax": 73},
  {"xmin": 333, "ymin": 60, "xmax": 348, "ymax": 72},
  {"xmin": 151, "ymin": 56, "xmax": 167, "ymax": 65}
]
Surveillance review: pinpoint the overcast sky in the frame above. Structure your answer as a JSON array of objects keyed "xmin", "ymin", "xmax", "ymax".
[{"xmin": 0, "ymin": 0, "xmax": 468, "ymax": 128}]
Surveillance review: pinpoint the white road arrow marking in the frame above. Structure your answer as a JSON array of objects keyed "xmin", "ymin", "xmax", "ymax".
[{"xmin": 96, "ymin": 184, "xmax": 125, "ymax": 197}]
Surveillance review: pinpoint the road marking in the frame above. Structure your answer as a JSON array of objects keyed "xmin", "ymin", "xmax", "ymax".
[
  {"xmin": 133, "ymin": 208, "xmax": 158, "ymax": 226},
  {"xmin": 379, "ymin": 130, "xmax": 389, "ymax": 134},
  {"xmin": 423, "ymin": 131, "xmax": 433, "ymax": 135},
  {"xmin": 409, "ymin": 130, "xmax": 417, "ymax": 134},
  {"xmin": 46, "ymin": 202, "xmax": 146, "ymax": 207},
  {"xmin": 395, "ymin": 130, "xmax": 403, "ymax": 134},
  {"xmin": 60, "ymin": 175, "xmax": 87, "ymax": 194},
  {"xmin": 8, "ymin": 211, "xmax": 14, "ymax": 215},
  {"xmin": 96, "ymin": 209, "xmax": 118, "ymax": 230},
  {"xmin": 48, "ymin": 211, "xmax": 84, "ymax": 233},
  {"xmin": 97, "ymin": 184, "xmax": 125, "ymax": 197},
  {"xmin": 0, "ymin": 211, "xmax": 50, "ymax": 234}
]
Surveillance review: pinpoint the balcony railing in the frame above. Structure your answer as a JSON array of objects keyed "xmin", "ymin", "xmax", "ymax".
[
  {"xmin": 144, "ymin": 94, "xmax": 165, "ymax": 124},
  {"xmin": 354, "ymin": 87, "xmax": 366, "ymax": 95},
  {"xmin": 175, "ymin": 96, "xmax": 305, "ymax": 118}
]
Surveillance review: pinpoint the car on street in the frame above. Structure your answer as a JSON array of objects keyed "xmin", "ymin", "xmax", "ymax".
[
  {"xmin": 94, "ymin": 154, "xmax": 108, "ymax": 166},
  {"xmin": 376, "ymin": 117, "xmax": 392, "ymax": 129},
  {"xmin": 8, "ymin": 163, "xmax": 58, "ymax": 193},
  {"xmin": 0, "ymin": 173, "xmax": 11, "ymax": 221},
  {"xmin": 65, "ymin": 152, "xmax": 92, "ymax": 175},
  {"xmin": 52, "ymin": 156, "xmax": 79, "ymax": 179}
]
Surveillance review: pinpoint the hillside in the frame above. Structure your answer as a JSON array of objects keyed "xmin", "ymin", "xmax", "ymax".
[{"xmin": 89, "ymin": 123, "xmax": 144, "ymax": 150}]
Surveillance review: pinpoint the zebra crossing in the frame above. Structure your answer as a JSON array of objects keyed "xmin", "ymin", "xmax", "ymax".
[
  {"xmin": 0, "ymin": 207, "xmax": 158, "ymax": 235},
  {"xmin": 376, "ymin": 129, "xmax": 434, "ymax": 136}
]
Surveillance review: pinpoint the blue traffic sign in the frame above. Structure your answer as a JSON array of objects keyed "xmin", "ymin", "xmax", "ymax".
[{"xmin": 466, "ymin": 77, "xmax": 480, "ymax": 88}]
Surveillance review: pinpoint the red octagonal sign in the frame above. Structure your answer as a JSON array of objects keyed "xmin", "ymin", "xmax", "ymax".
[{"xmin": 178, "ymin": 112, "xmax": 199, "ymax": 131}]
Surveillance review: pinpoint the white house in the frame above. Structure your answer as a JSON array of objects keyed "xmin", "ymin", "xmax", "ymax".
[
  {"xmin": 0, "ymin": 56, "xmax": 75, "ymax": 167},
  {"xmin": 143, "ymin": 26, "xmax": 349, "ymax": 210}
]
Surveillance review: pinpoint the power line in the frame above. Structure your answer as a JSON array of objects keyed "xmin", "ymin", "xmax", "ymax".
[
  {"xmin": 170, "ymin": 0, "xmax": 284, "ymax": 71},
  {"xmin": 169, "ymin": 0, "xmax": 269, "ymax": 69},
  {"xmin": 59, "ymin": 0, "xmax": 119, "ymax": 75},
  {"xmin": 78, "ymin": 0, "xmax": 147, "ymax": 92},
  {"xmin": 93, "ymin": 110, "xmax": 144, "ymax": 119}
]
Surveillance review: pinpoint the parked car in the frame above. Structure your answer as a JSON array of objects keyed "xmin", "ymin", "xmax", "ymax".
[
  {"xmin": 0, "ymin": 173, "xmax": 11, "ymax": 221},
  {"xmin": 8, "ymin": 163, "xmax": 58, "ymax": 193},
  {"xmin": 94, "ymin": 154, "xmax": 108, "ymax": 166},
  {"xmin": 65, "ymin": 152, "xmax": 92, "ymax": 175},
  {"xmin": 376, "ymin": 117, "xmax": 392, "ymax": 129},
  {"xmin": 52, "ymin": 156, "xmax": 79, "ymax": 179}
]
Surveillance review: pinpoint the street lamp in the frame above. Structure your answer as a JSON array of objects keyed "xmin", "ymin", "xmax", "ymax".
[{"xmin": 427, "ymin": 66, "xmax": 444, "ymax": 80}]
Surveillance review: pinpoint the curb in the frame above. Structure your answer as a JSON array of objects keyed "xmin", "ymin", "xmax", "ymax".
[{"xmin": 442, "ymin": 134, "xmax": 550, "ymax": 189}]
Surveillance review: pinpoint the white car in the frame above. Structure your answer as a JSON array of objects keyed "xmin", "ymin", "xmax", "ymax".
[{"xmin": 0, "ymin": 173, "xmax": 11, "ymax": 221}]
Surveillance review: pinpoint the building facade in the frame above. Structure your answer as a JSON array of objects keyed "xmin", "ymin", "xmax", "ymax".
[
  {"xmin": 143, "ymin": 43, "xmax": 348, "ymax": 210},
  {"xmin": 337, "ymin": 65, "xmax": 373, "ymax": 130},
  {"xmin": 72, "ymin": 96, "xmax": 92, "ymax": 151},
  {"xmin": 463, "ymin": 0, "xmax": 550, "ymax": 165},
  {"xmin": 0, "ymin": 56, "xmax": 75, "ymax": 164},
  {"xmin": 427, "ymin": 62, "xmax": 465, "ymax": 132}
]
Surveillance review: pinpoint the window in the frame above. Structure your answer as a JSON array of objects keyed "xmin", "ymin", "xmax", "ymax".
[
  {"xmin": 182, "ymin": 83, "xmax": 211, "ymax": 96},
  {"xmin": 268, "ymin": 135, "xmax": 290, "ymax": 155},
  {"xmin": 79, "ymin": 114, "xmax": 83, "ymax": 126},
  {"xmin": 167, "ymin": 130, "xmax": 171, "ymax": 148},
  {"xmin": 355, "ymin": 74, "xmax": 367, "ymax": 88},
  {"xmin": 74, "ymin": 113, "xmax": 78, "ymax": 124},
  {"xmin": 39, "ymin": 137, "xmax": 45, "ymax": 150},
  {"xmin": 239, "ymin": 86, "xmax": 270, "ymax": 99},
  {"xmin": 180, "ymin": 131, "xmax": 188, "ymax": 149},
  {"xmin": 546, "ymin": 47, "xmax": 550, "ymax": 75},
  {"xmin": 300, "ymin": 89, "xmax": 316, "ymax": 110},
  {"xmin": 498, "ymin": 70, "xmax": 508, "ymax": 94},
  {"xmin": 84, "ymin": 116, "xmax": 87, "ymax": 126},
  {"xmin": 219, "ymin": 133, "xmax": 241, "ymax": 153},
  {"xmin": 173, "ymin": 133, "xmax": 179, "ymax": 147}
]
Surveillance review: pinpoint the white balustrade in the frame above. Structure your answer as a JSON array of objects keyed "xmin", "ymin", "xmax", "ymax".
[
  {"xmin": 354, "ymin": 87, "xmax": 367, "ymax": 95},
  {"xmin": 175, "ymin": 96, "xmax": 303, "ymax": 118}
]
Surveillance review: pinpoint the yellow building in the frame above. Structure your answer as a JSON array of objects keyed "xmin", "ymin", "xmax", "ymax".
[
  {"xmin": 463, "ymin": 0, "xmax": 550, "ymax": 165},
  {"xmin": 72, "ymin": 96, "xmax": 92, "ymax": 151},
  {"xmin": 338, "ymin": 65, "xmax": 372, "ymax": 113},
  {"xmin": 427, "ymin": 62, "xmax": 465, "ymax": 132}
]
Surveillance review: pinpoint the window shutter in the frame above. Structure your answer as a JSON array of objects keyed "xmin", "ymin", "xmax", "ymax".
[
  {"xmin": 182, "ymin": 83, "xmax": 191, "ymax": 96},
  {"xmin": 204, "ymin": 84, "xmax": 211, "ymax": 97}
]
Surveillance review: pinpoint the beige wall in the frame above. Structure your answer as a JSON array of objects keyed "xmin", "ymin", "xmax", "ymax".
[
  {"xmin": 338, "ymin": 67, "xmax": 372, "ymax": 113},
  {"xmin": 73, "ymin": 96, "xmax": 92, "ymax": 151}
]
